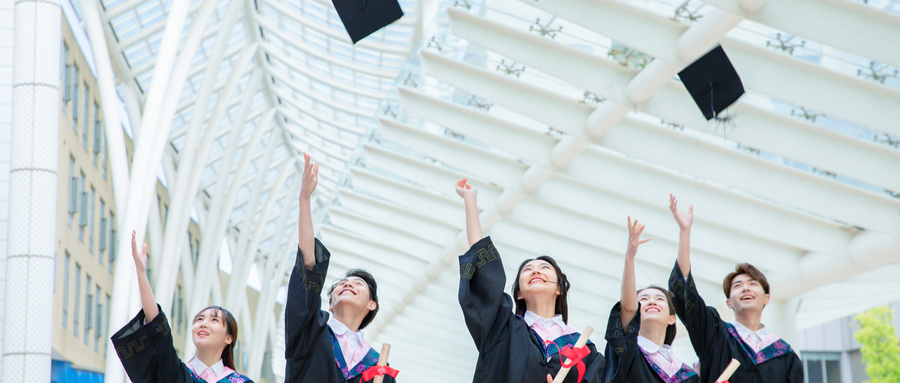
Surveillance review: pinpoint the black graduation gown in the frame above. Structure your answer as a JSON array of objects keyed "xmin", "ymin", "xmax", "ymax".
[
  {"xmin": 604, "ymin": 302, "xmax": 699, "ymax": 383},
  {"xmin": 284, "ymin": 239, "xmax": 397, "ymax": 383},
  {"xmin": 110, "ymin": 307, "xmax": 254, "ymax": 383},
  {"xmin": 458, "ymin": 236, "xmax": 606, "ymax": 383},
  {"xmin": 667, "ymin": 263, "xmax": 803, "ymax": 383}
]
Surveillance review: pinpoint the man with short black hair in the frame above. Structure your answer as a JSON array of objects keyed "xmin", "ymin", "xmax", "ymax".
[
  {"xmin": 284, "ymin": 153, "xmax": 396, "ymax": 383},
  {"xmin": 666, "ymin": 195, "xmax": 802, "ymax": 383}
]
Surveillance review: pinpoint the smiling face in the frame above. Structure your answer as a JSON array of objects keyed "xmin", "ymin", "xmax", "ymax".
[
  {"xmin": 636, "ymin": 287, "xmax": 677, "ymax": 344},
  {"xmin": 328, "ymin": 276, "xmax": 377, "ymax": 320},
  {"xmin": 725, "ymin": 273, "xmax": 770, "ymax": 313},
  {"xmin": 512, "ymin": 255, "xmax": 570, "ymax": 322},
  {"xmin": 191, "ymin": 308, "xmax": 233, "ymax": 352},
  {"xmin": 517, "ymin": 259, "xmax": 561, "ymax": 301}
]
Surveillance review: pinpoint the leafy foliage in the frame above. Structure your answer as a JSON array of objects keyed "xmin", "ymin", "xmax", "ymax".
[{"xmin": 854, "ymin": 305, "xmax": 900, "ymax": 383}]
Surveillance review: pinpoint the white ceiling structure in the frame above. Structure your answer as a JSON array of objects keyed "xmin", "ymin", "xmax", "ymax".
[{"xmin": 66, "ymin": 0, "xmax": 900, "ymax": 381}]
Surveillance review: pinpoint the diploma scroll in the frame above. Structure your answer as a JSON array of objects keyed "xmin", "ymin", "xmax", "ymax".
[
  {"xmin": 715, "ymin": 359, "xmax": 741, "ymax": 383},
  {"xmin": 373, "ymin": 343, "xmax": 391, "ymax": 383},
  {"xmin": 552, "ymin": 326, "xmax": 593, "ymax": 383}
]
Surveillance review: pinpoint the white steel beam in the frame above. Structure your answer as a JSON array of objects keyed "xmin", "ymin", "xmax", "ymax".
[
  {"xmin": 263, "ymin": 59, "xmax": 384, "ymax": 100},
  {"xmin": 157, "ymin": 41, "xmax": 257, "ymax": 312},
  {"xmin": 705, "ymin": 0, "xmax": 900, "ymax": 69},
  {"xmin": 502, "ymin": 2, "xmax": 900, "ymax": 135},
  {"xmin": 440, "ymin": 11, "xmax": 900, "ymax": 192},
  {"xmin": 411, "ymin": 56, "xmax": 900, "ymax": 234},
  {"xmin": 371, "ymin": 123, "xmax": 853, "ymax": 255},
  {"xmin": 105, "ymin": 0, "xmax": 193, "ymax": 380},
  {"xmin": 224, "ymin": 158, "xmax": 294, "ymax": 313},
  {"xmin": 81, "ymin": 0, "xmax": 131, "ymax": 221},
  {"xmin": 246, "ymin": 176, "xmax": 301, "ymax": 377},
  {"xmin": 258, "ymin": 0, "xmax": 413, "ymax": 55}
]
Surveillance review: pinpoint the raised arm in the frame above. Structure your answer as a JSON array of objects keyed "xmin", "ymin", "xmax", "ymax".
[
  {"xmin": 298, "ymin": 153, "xmax": 318, "ymax": 270},
  {"xmin": 456, "ymin": 178, "xmax": 483, "ymax": 247},
  {"xmin": 620, "ymin": 217, "xmax": 651, "ymax": 327},
  {"xmin": 131, "ymin": 231, "xmax": 159, "ymax": 322},
  {"xmin": 669, "ymin": 194, "xmax": 693, "ymax": 277}
]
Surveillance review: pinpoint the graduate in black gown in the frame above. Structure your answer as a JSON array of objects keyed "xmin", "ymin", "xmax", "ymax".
[
  {"xmin": 455, "ymin": 178, "xmax": 605, "ymax": 383},
  {"xmin": 111, "ymin": 232, "xmax": 253, "ymax": 383},
  {"xmin": 605, "ymin": 217, "xmax": 698, "ymax": 383},
  {"xmin": 666, "ymin": 195, "xmax": 803, "ymax": 383},
  {"xmin": 284, "ymin": 153, "xmax": 397, "ymax": 383}
]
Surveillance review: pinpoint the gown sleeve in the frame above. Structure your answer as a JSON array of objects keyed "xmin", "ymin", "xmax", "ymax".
[
  {"xmin": 457, "ymin": 236, "xmax": 513, "ymax": 352},
  {"xmin": 668, "ymin": 261, "xmax": 724, "ymax": 356},
  {"xmin": 110, "ymin": 307, "xmax": 193, "ymax": 383},
  {"xmin": 603, "ymin": 302, "xmax": 642, "ymax": 383},
  {"xmin": 786, "ymin": 351, "xmax": 804, "ymax": 383},
  {"xmin": 284, "ymin": 239, "xmax": 331, "ymax": 363}
]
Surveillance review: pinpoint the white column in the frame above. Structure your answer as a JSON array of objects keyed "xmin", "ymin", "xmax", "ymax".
[
  {"xmin": 0, "ymin": 0, "xmax": 16, "ymax": 374},
  {"xmin": 2, "ymin": 1, "xmax": 60, "ymax": 382}
]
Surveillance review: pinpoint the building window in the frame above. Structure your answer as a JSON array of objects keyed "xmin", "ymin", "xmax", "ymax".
[
  {"xmin": 109, "ymin": 212, "xmax": 116, "ymax": 274},
  {"xmin": 95, "ymin": 285, "xmax": 102, "ymax": 352},
  {"xmin": 85, "ymin": 275, "xmax": 92, "ymax": 345},
  {"xmin": 105, "ymin": 294, "xmax": 111, "ymax": 354},
  {"xmin": 72, "ymin": 66, "xmax": 79, "ymax": 131},
  {"xmin": 78, "ymin": 172, "xmax": 86, "ymax": 241},
  {"xmin": 62, "ymin": 252, "xmax": 70, "ymax": 328},
  {"xmin": 93, "ymin": 102, "xmax": 101, "ymax": 167},
  {"xmin": 83, "ymin": 85, "xmax": 90, "ymax": 150},
  {"xmin": 68, "ymin": 156, "xmax": 76, "ymax": 227},
  {"xmin": 102, "ymin": 126, "xmax": 108, "ymax": 180},
  {"xmin": 803, "ymin": 352, "xmax": 842, "ymax": 383},
  {"xmin": 89, "ymin": 186, "xmax": 96, "ymax": 253},
  {"xmin": 100, "ymin": 199, "xmax": 107, "ymax": 263},
  {"xmin": 61, "ymin": 42, "xmax": 69, "ymax": 108},
  {"xmin": 74, "ymin": 263, "xmax": 81, "ymax": 337}
]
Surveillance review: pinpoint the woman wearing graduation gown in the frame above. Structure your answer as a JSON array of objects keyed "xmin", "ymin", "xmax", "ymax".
[
  {"xmin": 283, "ymin": 153, "xmax": 397, "ymax": 383},
  {"xmin": 666, "ymin": 195, "xmax": 803, "ymax": 383},
  {"xmin": 604, "ymin": 217, "xmax": 698, "ymax": 383},
  {"xmin": 110, "ymin": 232, "xmax": 253, "ymax": 383},
  {"xmin": 455, "ymin": 178, "xmax": 605, "ymax": 383}
]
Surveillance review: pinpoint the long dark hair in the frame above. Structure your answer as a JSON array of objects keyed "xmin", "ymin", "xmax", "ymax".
[
  {"xmin": 511, "ymin": 255, "xmax": 571, "ymax": 323},
  {"xmin": 636, "ymin": 286, "xmax": 677, "ymax": 345},
  {"xmin": 327, "ymin": 269, "xmax": 380, "ymax": 330},
  {"xmin": 193, "ymin": 306, "xmax": 238, "ymax": 370}
]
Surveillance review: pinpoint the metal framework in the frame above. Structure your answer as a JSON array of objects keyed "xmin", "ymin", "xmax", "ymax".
[{"xmin": 39, "ymin": 0, "xmax": 899, "ymax": 382}]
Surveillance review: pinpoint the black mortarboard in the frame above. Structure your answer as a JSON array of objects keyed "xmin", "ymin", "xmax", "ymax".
[
  {"xmin": 332, "ymin": 0, "xmax": 404, "ymax": 44},
  {"xmin": 677, "ymin": 45, "xmax": 745, "ymax": 120}
]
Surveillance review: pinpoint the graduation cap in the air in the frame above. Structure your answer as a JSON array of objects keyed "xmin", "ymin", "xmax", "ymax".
[
  {"xmin": 677, "ymin": 45, "xmax": 745, "ymax": 120},
  {"xmin": 332, "ymin": 0, "xmax": 404, "ymax": 44}
]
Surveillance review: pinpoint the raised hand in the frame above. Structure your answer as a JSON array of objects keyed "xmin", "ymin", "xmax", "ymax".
[
  {"xmin": 626, "ymin": 216, "xmax": 651, "ymax": 259},
  {"xmin": 669, "ymin": 194, "xmax": 693, "ymax": 230},
  {"xmin": 131, "ymin": 230, "xmax": 148, "ymax": 274},
  {"xmin": 456, "ymin": 178, "xmax": 483, "ymax": 247},
  {"xmin": 455, "ymin": 178, "xmax": 477, "ymax": 200},
  {"xmin": 131, "ymin": 230, "xmax": 159, "ymax": 321},
  {"xmin": 300, "ymin": 152, "xmax": 319, "ymax": 201}
]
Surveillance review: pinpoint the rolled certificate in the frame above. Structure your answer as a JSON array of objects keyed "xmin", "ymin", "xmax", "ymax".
[
  {"xmin": 552, "ymin": 326, "xmax": 594, "ymax": 383},
  {"xmin": 373, "ymin": 343, "xmax": 392, "ymax": 383},
  {"xmin": 715, "ymin": 359, "xmax": 741, "ymax": 383}
]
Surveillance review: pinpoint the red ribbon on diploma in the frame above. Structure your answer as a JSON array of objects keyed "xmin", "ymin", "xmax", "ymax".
[
  {"xmin": 716, "ymin": 381, "xmax": 730, "ymax": 383},
  {"xmin": 361, "ymin": 365, "xmax": 399, "ymax": 382},
  {"xmin": 559, "ymin": 345, "xmax": 590, "ymax": 382}
]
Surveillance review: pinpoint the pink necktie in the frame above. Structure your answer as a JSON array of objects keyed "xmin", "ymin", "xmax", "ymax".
[{"xmin": 198, "ymin": 369, "xmax": 214, "ymax": 382}]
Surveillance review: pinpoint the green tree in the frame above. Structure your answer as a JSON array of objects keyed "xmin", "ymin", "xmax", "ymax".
[{"xmin": 854, "ymin": 305, "xmax": 900, "ymax": 383}]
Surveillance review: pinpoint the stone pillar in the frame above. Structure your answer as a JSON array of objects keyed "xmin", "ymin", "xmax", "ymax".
[{"xmin": 2, "ymin": 0, "xmax": 61, "ymax": 382}]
